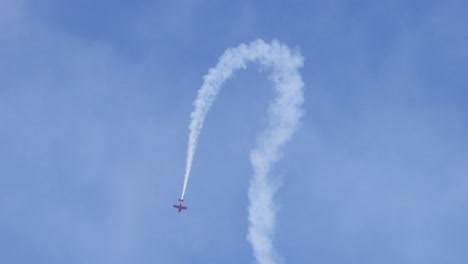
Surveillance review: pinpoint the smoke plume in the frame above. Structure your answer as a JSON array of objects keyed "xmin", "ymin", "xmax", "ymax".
[{"xmin": 181, "ymin": 39, "xmax": 304, "ymax": 264}]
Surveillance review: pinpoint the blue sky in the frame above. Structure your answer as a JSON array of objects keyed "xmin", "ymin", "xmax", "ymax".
[{"xmin": 1, "ymin": 0, "xmax": 467, "ymax": 263}]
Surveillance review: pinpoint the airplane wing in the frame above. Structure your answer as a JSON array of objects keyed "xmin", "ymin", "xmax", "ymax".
[
  {"xmin": 181, "ymin": 206, "xmax": 187, "ymax": 210},
  {"xmin": 173, "ymin": 205, "xmax": 180, "ymax": 209}
]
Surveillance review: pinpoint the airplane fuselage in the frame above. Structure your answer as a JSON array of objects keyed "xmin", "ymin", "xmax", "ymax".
[{"xmin": 173, "ymin": 199, "xmax": 187, "ymax": 213}]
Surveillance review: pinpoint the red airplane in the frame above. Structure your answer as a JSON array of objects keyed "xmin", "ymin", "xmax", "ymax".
[{"xmin": 173, "ymin": 199, "xmax": 187, "ymax": 213}]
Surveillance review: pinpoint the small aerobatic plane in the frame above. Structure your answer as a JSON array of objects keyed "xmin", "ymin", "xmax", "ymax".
[{"xmin": 173, "ymin": 198, "xmax": 187, "ymax": 213}]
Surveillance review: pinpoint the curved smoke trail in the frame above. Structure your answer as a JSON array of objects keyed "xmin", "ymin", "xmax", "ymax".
[{"xmin": 180, "ymin": 39, "xmax": 304, "ymax": 264}]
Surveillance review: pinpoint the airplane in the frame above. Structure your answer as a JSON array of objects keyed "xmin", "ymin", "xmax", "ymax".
[{"xmin": 173, "ymin": 198, "xmax": 187, "ymax": 213}]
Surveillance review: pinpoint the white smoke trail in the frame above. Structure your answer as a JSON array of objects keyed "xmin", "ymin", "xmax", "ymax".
[{"xmin": 180, "ymin": 39, "xmax": 304, "ymax": 264}]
